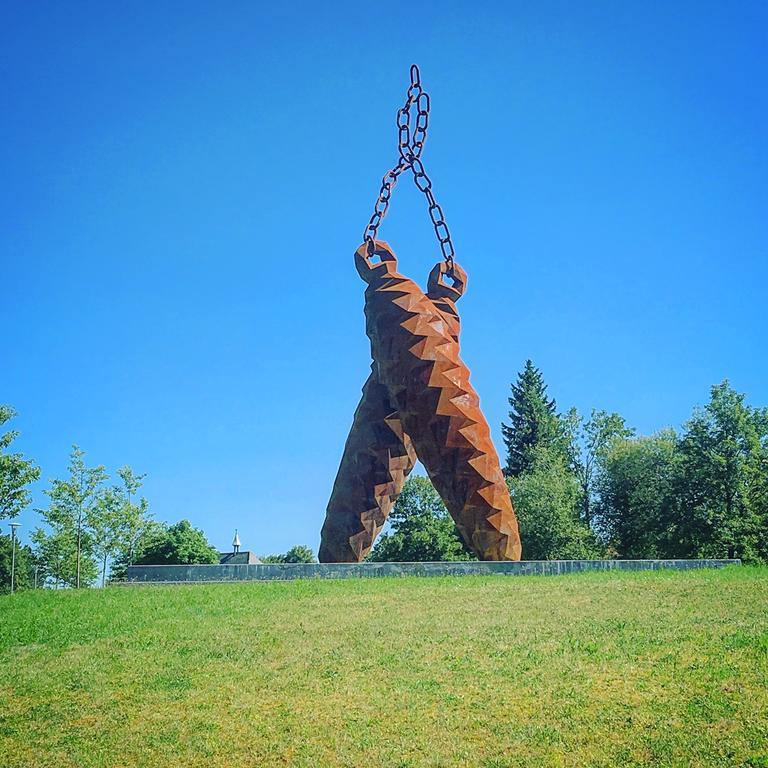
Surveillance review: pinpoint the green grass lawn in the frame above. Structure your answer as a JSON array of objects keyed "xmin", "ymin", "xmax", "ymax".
[{"xmin": 1, "ymin": 567, "xmax": 767, "ymax": 768}]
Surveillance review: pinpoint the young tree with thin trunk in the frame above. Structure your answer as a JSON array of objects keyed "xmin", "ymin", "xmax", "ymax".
[
  {"xmin": 31, "ymin": 524, "xmax": 97, "ymax": 588},
  {"xmin": 117, "ymin": 466, "xmax": 146, "ymax": 518},
  {"xmin": 38, "ymin": 446, "xmax": 106, "ymax": 588},
  {"xmin": 88, "ymin": 466, "xmax": 150, "ymax": 585},
  {"xmin": 113, "ymin": 467, "xmax": 152, "ymax": 571},
  {"xmin": 87, "ymin": 487, "xmax": 122, "ymax": 587}
]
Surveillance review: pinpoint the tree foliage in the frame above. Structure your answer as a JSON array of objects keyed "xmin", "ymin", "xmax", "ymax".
[
  {"xmin": 508, "ymin": 446, "xmax": 603, "ymax": 560},
  {"xmin": 0, "ymin": 405, "xmax": 40, "ymax": 520},
  {"xmin": 32, "ymin": 447, "xmax": 152, "ymax": 586},
  {"xmin": 109, "ymin": 519, "xmax": 165, "ymax": 580},
  {"xmin": 675, "ymin": 382, "xmax": 767, "ymax": 562},
  {"xmin": 262, "ymin": 545, "xmax": 316, "ymax": 563},
  {"xmin": 594, "ymin": 430, "xmax": 679, "ymax": 558},
  {"xmin": 133, "ymin": 520, "xmax": 219, "ymax": 566},
  {"xmin": 0, "ymin": 534, "xmax": 36, "ymax": 593},
  {"xmin": 594, "ymin": 382, "xmax": 768, "ymax": 564},
  {"xmin": 368, "ymin": 476, "xmax": 475, "ymax": 562},
  {"xmin": 35, "ymin": 446, "xmax": 106, "ymax": 588},
  {"xmin": 32, "ymin": 525, "xmax": 97, "ymax": 589},
  {"xmin": 572, "ymin": 410, "xmax": 634, "ymax": 526},
  {"xmin": 103, "ymin": 466, "xmax": 154, "ymax": 581},
  {"xmin": 9, "ymin": 373, "xmax": 767, "ymax": 576},
  {"xmin": 502, "ymin": 360, "xmax": 570, "ymax": 477}
]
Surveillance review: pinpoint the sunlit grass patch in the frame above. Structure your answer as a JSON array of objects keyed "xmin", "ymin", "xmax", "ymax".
[{"xmin": 1, "ymin": 567, "xmax": 767, "ymax": 767}]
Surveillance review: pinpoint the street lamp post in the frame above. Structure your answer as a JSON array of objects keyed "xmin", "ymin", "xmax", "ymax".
[{"xmin": 9, "ymin": 523, "xmax": 20, "ymax": 594}]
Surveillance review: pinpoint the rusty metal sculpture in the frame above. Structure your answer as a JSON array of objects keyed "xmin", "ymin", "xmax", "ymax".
[{"xmin": 319, "ymin": 66, "xmax": 522, "ymax": 563}]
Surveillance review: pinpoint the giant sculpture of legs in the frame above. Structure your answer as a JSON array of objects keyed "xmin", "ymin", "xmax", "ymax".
[
  {"xmin": 320, "ymin": 241, "xmax": 522, "ymax": 562},
  {"xmin": 319, "ymin": 369, "xmax": 417, "ymax": 563}
]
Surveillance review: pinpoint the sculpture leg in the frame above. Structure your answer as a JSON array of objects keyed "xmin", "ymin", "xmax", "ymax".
[
  {"xmin": 402, "ymin": 388, "xmax": 522, "ymax": 561},
  {"xmin": 319, "ymin": 368, "xmax": 417, "ymax": 562},
  {"xmin": 388, "ymin": 327, "xmax": 522, "ymax": 563}
]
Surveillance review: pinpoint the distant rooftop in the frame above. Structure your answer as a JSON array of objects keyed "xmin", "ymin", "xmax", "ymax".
[{"xmin": 219, "ymin": 551, "xmax": 261, "ymax": 565}]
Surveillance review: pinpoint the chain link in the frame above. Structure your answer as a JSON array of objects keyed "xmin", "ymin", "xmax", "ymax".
[{"xmin": 362, "ymin": 64, "xmax": 455, "ymax": 272}]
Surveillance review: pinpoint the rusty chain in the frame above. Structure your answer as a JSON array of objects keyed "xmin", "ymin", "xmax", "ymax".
[{"xmin": 362, "ymin": 64, "xmax": 456, "ymax": 272}]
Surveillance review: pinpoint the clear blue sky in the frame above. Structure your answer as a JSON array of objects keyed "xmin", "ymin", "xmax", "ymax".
[{"xmin": 3, "ymin": 1, "xmax": 766, "ymax": 555}]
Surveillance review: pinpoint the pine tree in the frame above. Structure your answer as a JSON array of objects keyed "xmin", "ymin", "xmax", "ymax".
[{"xmin": 502, "ymin": 360, "xmax": 566, "ymax": 477}]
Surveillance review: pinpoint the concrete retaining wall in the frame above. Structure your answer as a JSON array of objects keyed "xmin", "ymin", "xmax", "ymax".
[{"xmin": 123, "ymin": 559, "xmax": 740, "ymax": 584}]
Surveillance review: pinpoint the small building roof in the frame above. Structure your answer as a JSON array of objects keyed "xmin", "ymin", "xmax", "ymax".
[{"xmin": 219, "ymin": 551, "xmax": 261, "ymax": 565}]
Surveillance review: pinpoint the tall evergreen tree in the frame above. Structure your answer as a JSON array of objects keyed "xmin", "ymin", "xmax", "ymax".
[{"xmin": 502, "ymin": 360, "xmax": 567, "ymax": 476}]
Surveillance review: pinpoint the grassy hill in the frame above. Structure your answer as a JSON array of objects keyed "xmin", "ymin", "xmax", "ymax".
[{"xmin": 1, "ymin": 567, "xmax": 767, "ymax": 768}]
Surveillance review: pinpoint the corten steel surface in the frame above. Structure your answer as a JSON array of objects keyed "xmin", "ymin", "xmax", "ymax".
[{"xmin": 320, "ymin": 241, "xmax": 522, "ymax": 563}]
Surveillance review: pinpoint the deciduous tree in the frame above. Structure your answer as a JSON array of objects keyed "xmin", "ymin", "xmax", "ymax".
[
  {"xmin": 508, "ymin": 445, "xmax": 602, "ymax": 560},
  {"xmin": 594, "ymin": 430, "xmax": 679, "ymax": 558},
  {"xmin": 87, "ymin": 487, "xmax": 123, "ymax": 587},
  {"xmin": 0, "ymin": 534, "xmax": 36, "ymax": 593},
  {"xmin": 0, "ymin": 406, "xmax": 40, "ymax": 520},
  {"xmin": 675, "ymin": 381, "xmax": 767, "ymax": 562},
  {"xmin": 133, "ymin": 519, "xmax": 219, "ymax": 566},
  {"xmin": 91, "ymin": 466, "xmax": 151, "ymax": 584},
  {"xmin": 572, "ymin": 410, "xmax": 634, "ymax": 526},
  {"xmin": 262, "ymin": 545, "xmax": 316, "ymax": 563},
  {"xmin": 368, "ymin": 476, "xmax": 475, "ymax": 562},
  {"xmin": 37, "ymin": 446, "xmax": 106, "ymax": 588},
  {"xmin": 31, "ymin": 525, "xmax": 97, "ymax": 588}
]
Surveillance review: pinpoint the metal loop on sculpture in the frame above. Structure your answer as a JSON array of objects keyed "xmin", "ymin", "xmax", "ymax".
[{"xmin": 428, "ymin": 259, "xmax": 467, "ymax": 301}]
